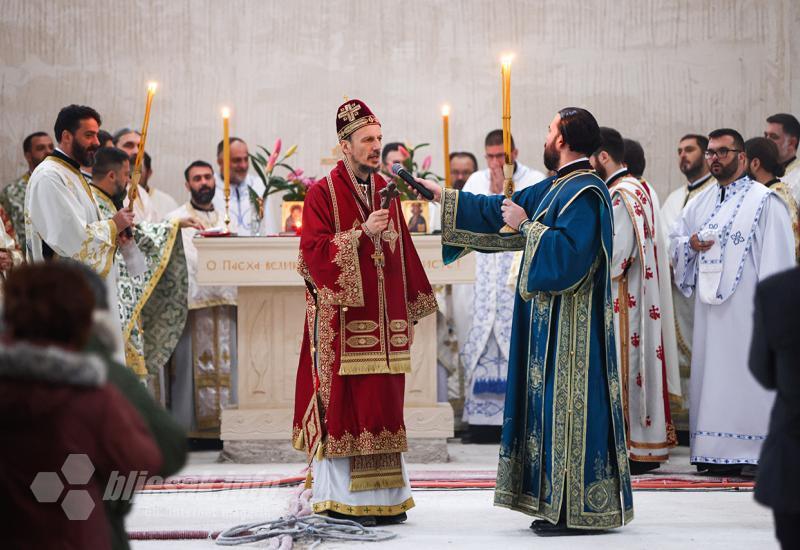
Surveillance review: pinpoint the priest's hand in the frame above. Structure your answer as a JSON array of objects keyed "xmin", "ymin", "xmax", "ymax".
[
  {"xmin": 489, "ymin": 165, "xmax": 504, "ymax": 195},
  {"xmin": 501, "ymin": 198, "xmax": 528, "ymax": 230},
  {"xmin": 0, "ymin": 250, "xmax": 12, "ymax": 271},
  {"xmin": 413, "ymin": 177, "xmax": 442, "ymax": 203},
  {"xmin": 112, "ymin": 208, "xmax": 135, "ymax": 233},
  {"xmin": 179, "ymin": 216, "xmax": 205, "ymax": 230},
  {"xmin": 690, "ymin": 233, "xmax": 714, "ymax": 252},
  {"xmin": 364, "ymin": 209, "xmax": 390, "ymax": 236}
]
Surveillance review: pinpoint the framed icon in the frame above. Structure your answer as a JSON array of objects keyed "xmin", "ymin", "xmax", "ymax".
[{"xmin": 401, "ymin": 201, "xmax": 430, "ymax": 234}]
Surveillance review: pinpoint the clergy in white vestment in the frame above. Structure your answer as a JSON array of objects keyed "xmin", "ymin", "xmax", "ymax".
[
  {"xmin": 169, "ymin": 160, "xmax": 238, "ymax": 437},
  {"xmin": 660, "ymin": 134, "xmax": 717, "ymax": 433},
  {"xmin": 456, "ymin": 130, "xmax": 543, "ymax": 436},
  {"xmin": 764, "ymin": 113, "xmax": 800, "ymax": 204},
  {"xmin": 670, "ymin": 128, "xmax": 795, "ymax": 473},
  {"xmin": 592, "ymin": 128, "xmax": 680, "ymax": 473},
  {"xmin": 745, "ymin": 137, "xmax": 800, "ymax": 262},
  {"xmin": 213, "ymin": 137, "xmax": 280, "ymax": 236},
  {"xmin": 25, "ymin": 105, "xmax": 133, "ymax": 364}
]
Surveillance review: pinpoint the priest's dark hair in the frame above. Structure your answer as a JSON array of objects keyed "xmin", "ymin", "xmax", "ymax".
[
  {"xmin": 745, "ymin": 137, "xmax": 786, "ymax": 178},
  {"xmin": 680, "ymin": 133, "xmax": 709, "ymax": 151},
  {"xmin": 382, "ymin": 142, "xmax": 404, "ymax": 164},
  {"xmin": 54, "ymin": 104, "xmax": 102, "ymax": 142},
  {"xmin": 557, "ymin": 107, "xmax": 602, "ymax": 156},
  {"xmin": 623, "ymin": 138, "xmax": 646, "ymax": 178},
  {"xmin": 97, "ymin": 129, "xmax": 114, "ymax": 148},
  {"xmin": 485, "ymin": 129, "xmax": 515, "ymax": 150},
  {"xmin": 93, "ymin": 147, "xmax": 130, "ymax": 179},
  {"xmin": 708, "ymin": 128, "xmax": 745, "ymax": 151},
  {"xmin": 216, "ymin": 137, "xmax": 246, "ymax": 157},
  {"xmin": 185, "ymin": 160, "xmax": 214, "ymax": 182},
  {"xmin": 766, "ymin": 113, "xmax": 800, "ymax": 141},
  {"xmin": 3, "ymin": 262, "xmax": 95, "ymax": 349},
  {"xmin": 595, "ymin": 127, "xmax": 625, "ymax": 163},
  {"xmin": 450, "ymin": 151, "xmax": 479, "ymax": 171},
  {"xmin": 23, "ymin": 131, "xmax": 49, "ymax": 154}
]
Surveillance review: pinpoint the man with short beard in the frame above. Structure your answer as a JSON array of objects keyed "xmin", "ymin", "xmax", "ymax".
[
  {"xmin": 764, "ymin": 113, "xmax": 800, "ymax": 203},
  {"xmin": 25, "ymin": 105, "xmax": 135, "ymax": 361},
  {"xmin": 670, "ymin": 128, "xmax": 794, "ymax": 477},
  {"xmin": 0, "ymin": 131, "xmax": 54, "ymax": 255},
  {"xmin": 168, "ymin": 161, "xmax": 238, "ymax": 438},
  {"xmin": 660, "ymin": 134, "xmax": 716, "ymax": 433},
  {"xmin": 292, "ymin": 99, "xmax": 436, "ymax": 527}
]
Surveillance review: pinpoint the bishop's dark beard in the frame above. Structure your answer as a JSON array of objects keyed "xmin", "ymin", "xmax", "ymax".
[{"xmin": 73, "ymin": 139, "xmax": 98, "ymax": 167}]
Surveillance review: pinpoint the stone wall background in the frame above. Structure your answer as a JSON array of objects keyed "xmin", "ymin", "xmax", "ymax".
[{"xmin": 1, "ymin": 0, "xmax": 797, "ymax": 202}]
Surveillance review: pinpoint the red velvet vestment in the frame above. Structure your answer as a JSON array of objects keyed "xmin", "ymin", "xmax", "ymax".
[{"xmin": 292, "ymin": 160, "xmax": 437, "ymax": 461}]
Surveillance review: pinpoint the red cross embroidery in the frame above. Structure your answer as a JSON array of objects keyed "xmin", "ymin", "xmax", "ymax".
[
  {"xmin": 613, "ymin": 298, "xmax": 620, "ymax": 313},
  {"xmin": 636, "ymin": 372, "xmax": 642, "ymax": 387},
  {"xmin": 628, "ymin": 294, "xmax": 637, "ymax": 308},
  {"xmin": 649, "ymin": 306, "xmax": 661, "ymax": 320},
  {"xmin": 656, "ymin": 345, "xmax": 664, "ymax": 361},
  {"xmin": 633, "ymin": 203, "xmax": 643, "ymax": 217},
  {"xmin": 631, "ymin": 333, "xmax": 640, "ymax": 347},
  {"xmin": 645, "ymin": 266, "xmax": 654, "ymax": 280},
  {"xmin": 645, "ymin": 416, "xmax": 652, "ymax": 427}
]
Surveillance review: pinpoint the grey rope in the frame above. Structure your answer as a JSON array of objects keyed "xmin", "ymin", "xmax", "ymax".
[{"xmin": 214, "ymin": 513, "xmax": 397, "ymax": 546}]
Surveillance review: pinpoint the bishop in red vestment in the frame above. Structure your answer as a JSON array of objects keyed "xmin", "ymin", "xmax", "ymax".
[{"xmin": 292, "ymin": 99, "xmax": 437, "ymax": 525}]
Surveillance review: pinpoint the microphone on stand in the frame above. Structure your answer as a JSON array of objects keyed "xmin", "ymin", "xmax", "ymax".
[{"xmin": 391, "ymin": 163, "xmax": 434, "ymax": 200}]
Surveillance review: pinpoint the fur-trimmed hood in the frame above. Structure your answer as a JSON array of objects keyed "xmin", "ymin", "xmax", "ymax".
[
  {"xmin": 0, "ymin": 343, "xmax": 108, "ymax": 426},
  {"xmin": 0, "ymin": 342, "xmax": 106, "ymax": 386}
]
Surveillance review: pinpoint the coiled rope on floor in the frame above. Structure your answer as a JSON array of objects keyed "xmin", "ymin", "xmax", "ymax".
[{"xmin": 213, "ymin": 514, "xmax": 397, "ymax": 547}]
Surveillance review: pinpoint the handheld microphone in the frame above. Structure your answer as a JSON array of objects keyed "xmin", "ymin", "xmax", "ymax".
[{"xmin": 391, "ymin": 163, "xmax": 434, "ymax": 200}]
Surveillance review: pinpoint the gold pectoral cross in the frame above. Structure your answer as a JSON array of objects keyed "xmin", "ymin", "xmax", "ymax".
[{"xmin": 371, "ymin": 249, "xmax": 385, "ymax": 267}]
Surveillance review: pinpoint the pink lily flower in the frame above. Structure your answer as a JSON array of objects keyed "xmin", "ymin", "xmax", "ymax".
[
  {"xmin": 273, "ymin": 138, "xmax": 282, "ymax": 158},
  {"xmin": 398, "ymin": 145, "xmax": 410, "ymax": 159},
  {"xmin": 422, "ymin": 155, "xmax": 432, "ymax": 171}
]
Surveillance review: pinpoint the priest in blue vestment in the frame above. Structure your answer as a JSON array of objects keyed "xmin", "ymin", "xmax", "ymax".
[{"xmin": 415, "ymin": 108, "xmax": 633, "ymax": 536}]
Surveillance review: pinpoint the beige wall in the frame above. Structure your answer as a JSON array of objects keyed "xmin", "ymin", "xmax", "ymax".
[{"xmin": 1, "ymin": 0, "xmax": 797, "ymax": 202}]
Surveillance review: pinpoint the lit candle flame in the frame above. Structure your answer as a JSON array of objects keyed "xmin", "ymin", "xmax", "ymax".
[
  {"xmin": 501, "ymin": 54, "xmax": 514, "ymax": 68},
  {"xmin": 441, "ymin": 105, "xmax": 450, "ymax": 117},
  {"xmin": 221, "ymin": 106, "xmax": 231, "ymax": 119},
  {"xmin": 147, "ymin": 82, "xmax": 158, "ymax": 93}
]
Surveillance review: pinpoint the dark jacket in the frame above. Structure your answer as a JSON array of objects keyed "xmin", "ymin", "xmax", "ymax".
[
  {"xmin": 750, "ymin": 266, "xmax": 800, "ymax": 513},
  {"xmin": 86, "ymin": 321, "xmax": 187, "ymax": 550},
  {"xmin": 0, "ymin": 342, "xmax": 163, "ymax": 550}
]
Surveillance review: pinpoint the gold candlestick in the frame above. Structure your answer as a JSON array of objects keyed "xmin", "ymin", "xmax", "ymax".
[
  {"xmin": 221, "ymin": 107, "xmax": 231, "ymax": 232},
  {"xmin": 442, "ymin": 105, "xmax": 451, "ymax": 189},
  {"xmin": 129, "ymin": 82, "xmax": 157, "ymax": 204}
]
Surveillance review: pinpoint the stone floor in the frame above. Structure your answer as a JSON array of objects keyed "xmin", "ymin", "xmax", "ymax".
[{"xmin": 128, "ymin": 442, "xmax": 778, "ymax": 549}]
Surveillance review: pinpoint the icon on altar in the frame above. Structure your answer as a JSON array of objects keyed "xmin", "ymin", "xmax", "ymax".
[
  {"xmin": 401, "ymin": 201, "xmax": 429, "ymax": 234},
  {"xmin": 281, "ymin": 201, "xmax": 304, "ymax": 235}
]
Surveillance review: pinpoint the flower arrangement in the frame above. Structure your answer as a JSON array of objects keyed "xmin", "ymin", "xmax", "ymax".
[
  {"xmin": 389, "ymin": 143, "xmax": 443, "ymax": 200},
  {"xmin": 249, "ymin": 139, "xmax": 312, "ymax": 219}
]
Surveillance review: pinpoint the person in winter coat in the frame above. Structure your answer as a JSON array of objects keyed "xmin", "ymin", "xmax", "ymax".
[{"xmin": 0, "ymin": 263, "xmax": 163, "ymax": 550}]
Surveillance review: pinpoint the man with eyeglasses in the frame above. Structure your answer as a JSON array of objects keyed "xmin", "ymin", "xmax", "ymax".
[
  {"xmin": 670, "ymin": 128, "xmax": 794, "ymax": 477},
  {"xmin": 764, "ymin": 113, "xmax": 800, "ymax": 204},
  {"xmin": 457, "ymin": 130, "xmax": 543, "ymax": 442}
]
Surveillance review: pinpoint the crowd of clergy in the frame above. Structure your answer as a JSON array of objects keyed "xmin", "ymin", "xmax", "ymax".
[{"xmin": 1, "ymin": 101, "xmax": 799, "ymax": 547}]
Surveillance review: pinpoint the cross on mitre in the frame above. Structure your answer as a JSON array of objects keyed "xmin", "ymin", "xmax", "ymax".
[
  {"xmin": 379, "ymin": 182, "xmax": 400, "ymax": 209},
  {"xmin": 338, "ymin": 102, "xmax": 362, "ymax": 123}
]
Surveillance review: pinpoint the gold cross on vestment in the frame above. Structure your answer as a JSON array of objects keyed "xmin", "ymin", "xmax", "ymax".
[
  {"xmin": 338, "ymin": 102, "xmax": 362, "ymax": 123},
  {"xmin": 371, "ymin": 250, "xmax": 385, "ymax": 267}
]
